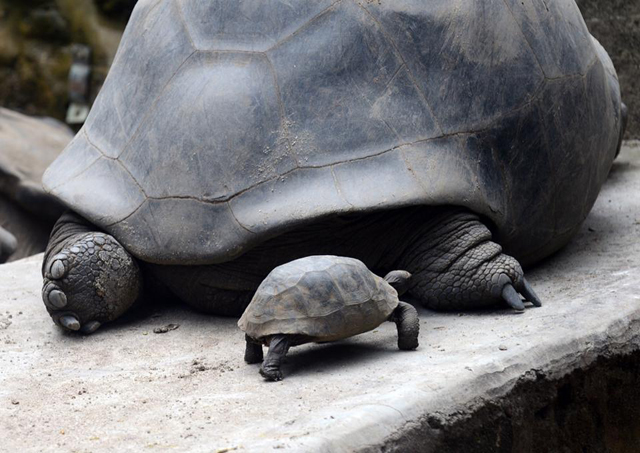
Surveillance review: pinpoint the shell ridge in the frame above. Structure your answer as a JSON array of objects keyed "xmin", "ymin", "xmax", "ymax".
[
  {"xmin": 174, "ymin": 0, "xmax": 198, "ymax": 49},
  {"xmin": 499, "ymin": 0, "xmax": 546, "ymax": 77},
  {"xmin": 265, "ymin": 0, "xmax": 343, "ymax": 53},
  {"xmin": 355, "ymin": 0, "xmax": 444, "ymax": 135},
  {"xmin": 263, "ymin": 53, "xmax": 300, "ymax": 167}
]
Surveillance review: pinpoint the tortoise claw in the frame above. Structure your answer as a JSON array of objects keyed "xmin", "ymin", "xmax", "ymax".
[
  {"xmin": 501, "ymin": 284, "xmax": 525, "ymax": 312},
  {"xmin": 46, "ymin": 253, "xmax": 68, "ymax": 280},
  {"xmin": 50, "ymin": 260, "xmax": 66, "ymax": 280},
  {"xmin": 43, "ymin": 282, "xmax": 68, "ymax": 309},
  {"xmin": 48, "ymin": 289, "xmax": 67, "ymax": 309},
  {"xmin": 521, "ymin": 278, "xmax": 542, "ymax": 307},
  {"xmin": 60, "ymin": 315, "xmax": 80, "ymax": 331},
  {"xmin": 260, "ymin": 366, "xmax": 283, "ymax": 381},
  {"xmin": 81, "ymin": 321, "xmax": 101, "ymax": 334}
]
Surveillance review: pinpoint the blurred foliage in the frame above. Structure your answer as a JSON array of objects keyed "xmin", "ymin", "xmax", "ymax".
[
  {"xmin": 0, "ymin": 0, "xmax": 134, "ymax": 121},
  {"xmin": 0, "ymin": 0, "xmax": 636, "ymax": 137}
]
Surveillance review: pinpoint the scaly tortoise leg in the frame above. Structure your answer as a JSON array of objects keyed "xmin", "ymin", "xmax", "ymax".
[
  {"xmin": 42, "ymin": 212, "xmax": 142, "ymax": 334},
  {"xmin": 244, "ymin": 334, "xmax": 264, "ymax": 364},
  {"xmin": 401, "ymin": 208, "xmax": 542, "ymax": 312},
  {"xmin": 260, "ymin": 334, "xmax": 291, "ymax": 381},
  {"xmin": 389, "ymin": 301, "xmax": 419, "ymax": 350}
]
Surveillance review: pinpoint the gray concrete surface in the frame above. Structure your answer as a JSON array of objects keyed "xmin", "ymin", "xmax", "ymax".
[{"xmin": 2, "ymin": 142, "xmax": 640, "ymax": 452}]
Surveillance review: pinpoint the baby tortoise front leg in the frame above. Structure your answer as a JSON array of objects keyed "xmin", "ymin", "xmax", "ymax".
[
  {"xmin": 259, "ymin": 335, "xmax": 291, "ymax": 382},
  {"xmin": 42, "ymin": 212, "xmax": 142, "ymax": 334}
]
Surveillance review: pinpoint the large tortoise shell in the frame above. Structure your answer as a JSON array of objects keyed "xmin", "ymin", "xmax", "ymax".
[{"xmin": 43, "ymin": 0, "xmax": 623, "ymax": 265}]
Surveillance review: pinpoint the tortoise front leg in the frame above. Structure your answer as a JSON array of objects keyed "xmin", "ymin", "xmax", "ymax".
[
  {"xmin": 244, "ymin": 334, "xmax": 264, "ymax": 364},
  {"xmin": 389, "ymin": 301, "xmax": 419, "ymax": 350},
  {"xmin": 260, "ymin": 334, "xmax": 291, "ymax": 381},
  {"xmin": 41, "ymin": 211, "xmax": 142, "ymax": 334}
]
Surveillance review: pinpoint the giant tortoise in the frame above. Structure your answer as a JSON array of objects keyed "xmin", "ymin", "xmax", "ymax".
[{"xmin": 40, "ymin": 0, "xmax": 625, "ymax": 334}]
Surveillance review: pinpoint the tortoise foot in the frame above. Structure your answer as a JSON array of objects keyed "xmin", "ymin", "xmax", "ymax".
[
  {"xmin": 257, "ymin": 335, "xmax": 290, "ymax": 381},
  {"xmin": 407, "ymin": 210, "xmax": 542, "ymax": 312},
  {"xmin": 244, "ymin": 335, "xmax": 264, "ymax": 364},
  {"xmin": 415, "ymin": 247, "xmax": 542, "ymax": 312},
  {"xmin": 259, "ymin": 365, "xmax": 283, "ymax": 382},
  {"xmin": 42, "ymin": 231, "xmax": 141, "ymax": 333},
  {"xmin": 391, "ymin": 301, "xmax": 419, "ymax": 350}
]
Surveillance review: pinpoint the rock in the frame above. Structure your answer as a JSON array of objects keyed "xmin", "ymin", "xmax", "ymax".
[{"xmin": 0, "ymin": 108, "xmax": 73, "ymax": 262}]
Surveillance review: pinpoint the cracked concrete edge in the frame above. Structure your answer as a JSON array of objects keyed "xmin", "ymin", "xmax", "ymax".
[{"xmin": 371, "ymin": 317, "xmax": 640, "ymax": 453}]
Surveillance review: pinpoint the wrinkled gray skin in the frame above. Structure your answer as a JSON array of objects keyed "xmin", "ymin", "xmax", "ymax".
[{"xmin": 41, "ymin": 0, "xmax": 624, "ymax": 336}]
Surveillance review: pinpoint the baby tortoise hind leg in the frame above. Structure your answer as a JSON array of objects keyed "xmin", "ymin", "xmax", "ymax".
[
  {"xmin": 401, "ymin": 208, "xmax": 542, "ymax": 312},
  {"xmin": 260, "ymin": 334, "xmax": 292, "ymax": 382},
  {"xmin": 42, "ymin": 212, "xmax": 142, "ymax": 334},
  {"xmin": 244, "ymin": 334, "xmax": 264, "ymax": 364}
]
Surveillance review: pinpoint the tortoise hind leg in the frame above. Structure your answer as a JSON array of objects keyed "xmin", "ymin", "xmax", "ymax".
[
  {"xmin": 400, "ymin": 208, "xmax": 542, "ymax": 312},
  {"xmin": 41, "ymin": 212, "xmax": 142, "ymax": 334},
  {"xmin": 260, "ymin": 334, "xmax": 291, "ymax": 381},
  {"xmin": 389, "ymin": 301, "xmax": 419, "ymax": 350},
  {"xmin": 244, "ymin": 334, "xmax": 264, "ymax": 364}
]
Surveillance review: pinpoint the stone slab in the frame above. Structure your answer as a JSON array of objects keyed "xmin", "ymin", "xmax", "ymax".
[{"xmin": 2, "ymin": 142, "xmax": 640, "ymax": 452}]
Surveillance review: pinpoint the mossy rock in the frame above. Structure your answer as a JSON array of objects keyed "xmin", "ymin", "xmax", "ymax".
[{"xmin": 0, "ymin": 0, "xmax": 131, "ymax": 121}]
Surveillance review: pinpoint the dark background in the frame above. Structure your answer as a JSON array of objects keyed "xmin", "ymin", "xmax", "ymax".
[{"xmin": 577, "ymin": 0, "xmax": 640, "ymax": 139}]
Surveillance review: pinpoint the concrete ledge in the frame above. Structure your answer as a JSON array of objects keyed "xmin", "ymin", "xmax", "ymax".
[{"xmin": 2, "ymin": 143, "xmax": 640, "ymax": 452}]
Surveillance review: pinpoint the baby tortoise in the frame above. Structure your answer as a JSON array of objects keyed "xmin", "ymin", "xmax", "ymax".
[{"xmin": 238, "ymin": 255, "xmax": 419, "ymax": 381}]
